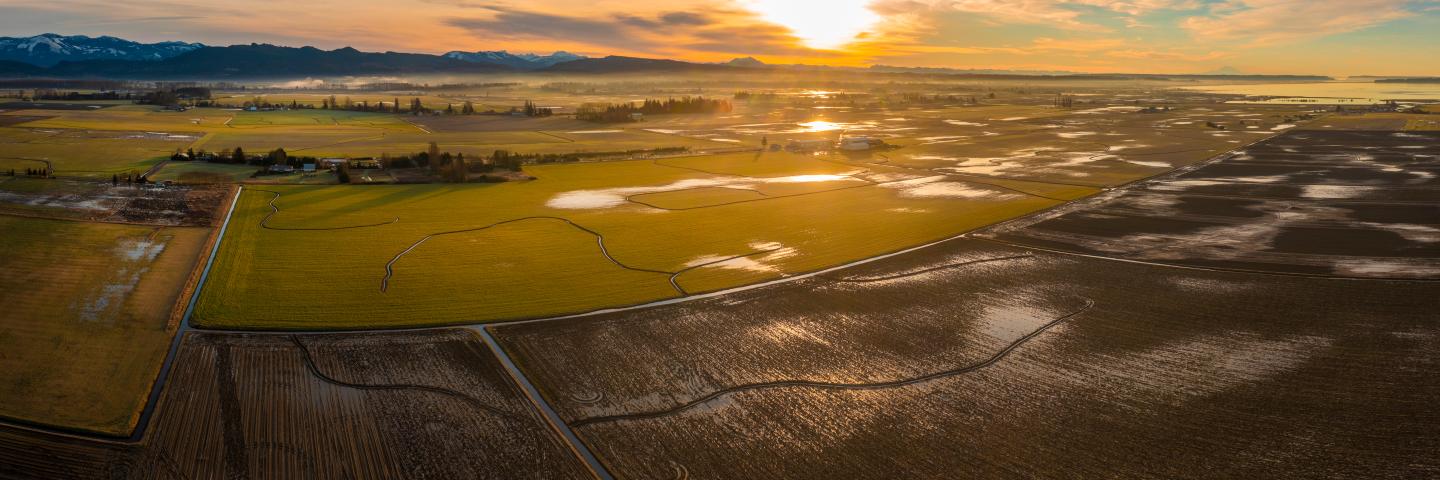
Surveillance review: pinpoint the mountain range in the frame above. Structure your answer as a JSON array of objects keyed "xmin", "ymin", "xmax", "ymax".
[
  {"xmin": 442, "ymin": 50, "xmax": 584, "ymax": 70},
  {"xmin": 0, "ymin": 33, "xmax": 1333, "ymax": 81},
  {"xmin": 0, "ymin": 34, "xmax": 203, "ymax": 66}
]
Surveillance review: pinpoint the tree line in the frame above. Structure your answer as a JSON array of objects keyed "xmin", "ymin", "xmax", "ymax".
[{"xmin": 576, "ymin": 97, "xmax": 732, "ymax": 123}]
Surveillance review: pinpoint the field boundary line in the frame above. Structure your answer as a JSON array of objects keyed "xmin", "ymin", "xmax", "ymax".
[
  {"xmin": 821, "ymin": 253, "xmax": 1035, "ymax": 283},
  {"xmin": 567, "ymin": 297, "xmax": 1095, "ymax": 428},
  {"xmin": 476, "ymin": 327, "xmax": 615, "ymax": 480},
  {"xmin": 127, "ymin": 185, "xmax": 245, "ymax": 441}
]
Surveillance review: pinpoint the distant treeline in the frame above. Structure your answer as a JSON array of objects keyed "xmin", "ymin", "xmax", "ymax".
[
  {"xmin": 1375, "ymin": 78, "xmax": 1440, "ymax": 84},
  {"xmin": 194, "ymin": 95, "xmax": 552, "ymax": 117},
  {"xmin": 136, "ymin": 87, "xmax": 213, "ymax": 105},
  {"xmin": 356, "ymin": 82, "xmax": 520, "ymax": 91},
  {"xmin": 576, "ymin": 97, "xmax": 732, "ymax": 123},
  {"xmin": 0, "ymin": 79, "xmax": 132, "ymax": 90}
]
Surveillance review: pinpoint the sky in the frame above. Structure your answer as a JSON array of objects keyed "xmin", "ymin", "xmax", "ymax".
[{"xmin": 0, "ymin": 0, "xmax": 1437, "ymax": 76}]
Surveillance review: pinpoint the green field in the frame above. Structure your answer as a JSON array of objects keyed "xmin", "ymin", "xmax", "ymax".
[
  {"xmin": 194, "ymin": 150, "xmax": 1087, "ymax": 329},
  {"xmin": 0, "ymin": 215, "xmax": 209, "ymax": 435}
]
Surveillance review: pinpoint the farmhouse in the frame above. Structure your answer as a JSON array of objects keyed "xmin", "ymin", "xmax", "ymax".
[
  {"xmin": 268, "ymin": 164, "xmax": 294, "ymax": 173},
  {"xmin": 320, "ymin": 158, "xmax": 348, "ymax": 168}
]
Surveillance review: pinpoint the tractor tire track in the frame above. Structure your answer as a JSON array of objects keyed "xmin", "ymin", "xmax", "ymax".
[
  {"xmin": 250, "ymin": 189, "xmax": 399, "ymax": 231},
  {"xmin": 568, "ymin": 297, "xmax": 1094, "ymax": 428}
]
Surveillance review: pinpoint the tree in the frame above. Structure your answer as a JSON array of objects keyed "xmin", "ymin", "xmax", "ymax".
[
  {"xmin": 112, "ymin": 174, "xmax": 119, "ymax": 186},
  {"xmin": 268, "ymin": 148, "xmax": 288, "ymax": 166},
  {"xmin": 337, "ymin": 161, "xmax": 352, "ymax": 184},
  {"xmin": 453, "ymin": 153, "xmax": 467, "ymax": 183},
  {"xmin": 393, "ymin": 97, "xmax": 401, "ymax": 114},
  {"xmin": 427, "ymin": 142, "xmax": 441, "ymax": 172},
  {"xmin": 232, "ymin": 147, "xmax": 246, "ymax": 165}
]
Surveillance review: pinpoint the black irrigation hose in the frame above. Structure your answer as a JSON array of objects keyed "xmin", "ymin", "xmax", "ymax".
[
  {"xmin": 380, "ymin": 216, "xmax": 678, "ymax": 294},
  {"xmin": 568, "ymin": 297, "xmax": 1095, "ymax": 428},
  {"xmin": 624, "ymin": 186, "xmax": 769, "ymax": 211},
  {"xmin": 822, "ymin": 254, "xmax": 1034, "ymax": 283},
  {"xmin": 250, "ymin": 189, "xmax": 399, "ymax": 231},
  {"xmin": 289, "ymin": 335, "xmax": 535, "ymax": 425}
]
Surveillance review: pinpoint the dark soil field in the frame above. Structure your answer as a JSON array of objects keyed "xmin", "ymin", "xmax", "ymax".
[
  {"xmin": 0, "ymin": 329, "xmax": 592, "ymax": 479},
  {"xmin": 984, "ymin": 130, "xmax": 1440, "ymax": 278},
  {"xmin": 493, "ymin": 237, "xmax": 1439, "ymax": 479}
]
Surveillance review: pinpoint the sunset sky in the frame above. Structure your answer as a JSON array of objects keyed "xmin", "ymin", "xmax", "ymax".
[{"xmin": 0, "ymin": 0, "xmax": 1436, "ymax": 76}]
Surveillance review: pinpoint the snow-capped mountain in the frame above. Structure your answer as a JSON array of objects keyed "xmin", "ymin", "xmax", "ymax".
[
  {"xmin": 0, "ymin": 34, "xmax": 204, "ymax": 66},
  {"xmin": 443, "ymin": 50, "xmax": 585, "ymax": 70}
]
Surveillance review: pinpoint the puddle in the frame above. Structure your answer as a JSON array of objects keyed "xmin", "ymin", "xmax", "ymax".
[
  {"xmin": 547, "ymin": 173, "xmax": 864, "ymax": 209},
  {"xmin": 880, "ymin": 176, "xmax": 1019, "ymax": 200},
  {"xmin": 72, "ymin": 236, "xmax": 169, "ymax": 323},
  {"xmin": 1300, "ymin": 185, "xmax": 1377, "ymax": 199},
  {"xmin": 684, "ymin": 241, "xmax": 799, "ymax": 273}
]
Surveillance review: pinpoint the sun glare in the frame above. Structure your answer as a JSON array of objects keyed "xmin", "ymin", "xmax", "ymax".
[
  {"xmin": 743, "ymin": 0, "xmax": 881, "ymax": 50},
  {"xmin": 799, "ymin": 120, "xmax": 843, "ymax": 132}
]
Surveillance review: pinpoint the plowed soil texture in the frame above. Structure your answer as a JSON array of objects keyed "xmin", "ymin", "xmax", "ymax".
[
  {"xmin": 0, "ymin": 329, "xmax": 591, "ymax": 479},
  {"xmin": 493, "ymin": 237, "xmax": 1439, "ymax": 479}
]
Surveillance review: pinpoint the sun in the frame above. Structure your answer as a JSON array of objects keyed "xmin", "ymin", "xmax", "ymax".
[{"xmin": 743, "ymin": 0, "xmax": 882, "ymax": 50}]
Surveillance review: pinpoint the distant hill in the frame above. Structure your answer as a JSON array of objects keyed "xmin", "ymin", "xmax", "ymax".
[
  {"xmin": 0, "ymin": 34, "xmax": 202, "ymax": 66},
  {"xmin": 542, "ymin": 56, "xmax": 735, "ymax": 73},
  {"xmin": 0, "ymin": 35, "xmax": 1339, "ymax": 81},
  {"xmin": 0, "ymin": 60, "xmax": 44, "ymax": 76},
  {"xmin": 444, "ymin": 50, "xmax": 584, "ymax": 70},
  {"xmin": 725, "ymin": 57, "xmax": 766, "ymax": 68},
  {"xmin": 1202, "ymin": 66, "xmax": 1246, "ymax": 75},
  {"xmin": 3, "ymin": 44, "xmax": 513, "ymax": 79},
  {"xmin": 1375, "ymin": 77, "xmax": 1440, "ymax": 84},
  {"xmin": 870, "ymin": 64, "xmax": 1076, "ymax": 76}
]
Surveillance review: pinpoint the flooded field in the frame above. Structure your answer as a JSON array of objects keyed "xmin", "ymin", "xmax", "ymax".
[
  {"xmin": 1180, "ymin": 82, "xmax": 1440, "ymax": 103},
  {"xmin": 0, "ymin": 216, "xmax": 210, "ymax": 435},
  {"xmin": 494, "ymin": 236, "xmax": 1438, "ymax": 478},
  {"xmin": 984, "ymin": 130, "xmax": 1440, "ymax": 278}
]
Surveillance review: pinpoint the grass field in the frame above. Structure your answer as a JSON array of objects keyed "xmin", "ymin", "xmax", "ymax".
[
  {"xmin": 193, "ymin": 150, "xmax": 1087, "ymax": 329},
  {"xmin": 0, "ymin": 215, "xmax": 209, "ymax": 435},
  {"xmin": 0, "ymin": 127, "xmax": 186, "ymax": 179}
]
